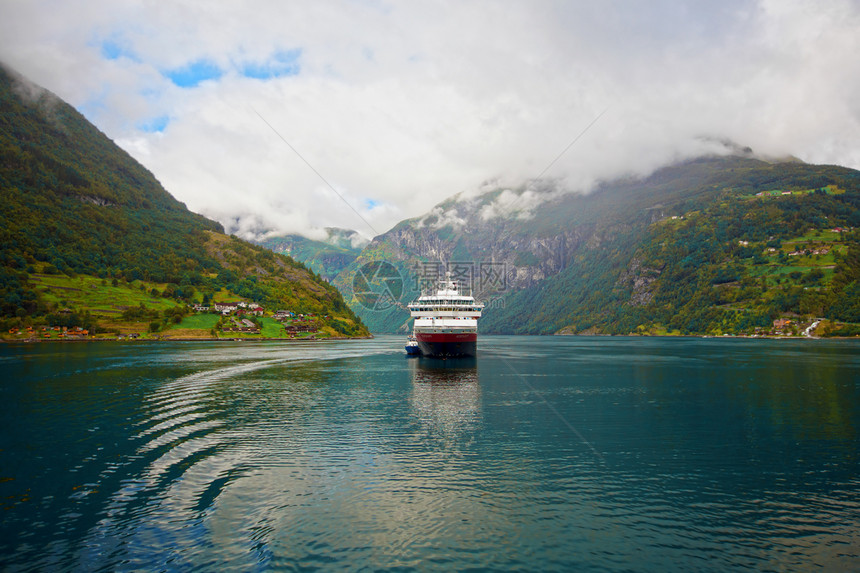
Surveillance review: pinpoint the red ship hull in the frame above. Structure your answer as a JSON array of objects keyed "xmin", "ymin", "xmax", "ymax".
[{"xmin": 415, "ymin": 331, "xmax": 477, "ymax": 357}]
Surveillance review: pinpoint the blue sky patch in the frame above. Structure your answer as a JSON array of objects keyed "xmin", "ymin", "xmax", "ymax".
[
  {"xmin": 101, "ymin": 40, "xmax": 122, "ymax": 60},
  {"xmin": 138, "ymin": 115, "xmax": 169, "ymax": 133},
  {"xmin": 165, "ymin": 59, "xmax": 223, "ymax": 87},
  {"xmin": 364, "ymin": 198, "xmax": 380, "ymax": 209},
  {"xmin": 240, "ymin": 49, "xmax": 301, "ymax": 79},
  {"xmin": 97, "ymin": 38, "xmax": 139, "ymax": 62}
]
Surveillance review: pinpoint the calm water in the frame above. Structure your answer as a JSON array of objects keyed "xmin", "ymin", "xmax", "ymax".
[{"xmin": 1, "ymin": 336, "xmax": 858, "ymax": 571}]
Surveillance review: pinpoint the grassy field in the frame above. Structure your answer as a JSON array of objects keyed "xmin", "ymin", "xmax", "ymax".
[
  {"xmin": 1, "ymin": 264, "xmax": 275, "ymax": 340},
  {"xmin": 260, "ymin": 317, "xmax": 287, "ymax": 338},
  {"xmin": 732, "ymin": 228, "xmax": 850, "ymax": 289},
  {"xmin": 635, "ymin": 324, "xmax": 683, "ymax": 336},
  {"xmin": 748, "ymin": 185, "xmax": 846, "ymax": 200},
  {"xmin": 153, "ymin": 315, "xmax": 326, "ymax": 339},
  {"xmin": 152, "ymin": 314, "xmax": 222, "ymax": 339},
  {"xmin": 787, "ymin": 229, "xmax": 848, "ymax": 243},
  {"xmin": 1, "ymin": 298, "xmax": 340, "ymax": 340},
  {"xmin": 30, "ymin": 272, "xmax": 183, "ymax": 317},
  {"xmin": 176, "ymin": 314, "xmax": 221, "ymax": 330}
]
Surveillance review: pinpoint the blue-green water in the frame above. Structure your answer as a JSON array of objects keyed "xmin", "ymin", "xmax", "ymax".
[{"xmin": 1, "ymin": 336, "xmax": 858, "ymax": 571}]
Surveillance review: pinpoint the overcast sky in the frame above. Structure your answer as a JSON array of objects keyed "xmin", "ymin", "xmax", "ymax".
[{"xmin": 2, "ymin": 0, "xmax": 859, "ymax": 240}]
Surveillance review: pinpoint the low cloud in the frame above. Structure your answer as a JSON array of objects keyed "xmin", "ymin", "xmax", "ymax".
[
  {"xmin": 479, "ymin": 185, "xmax": 562, "ymax": 222},
  {"xmin": 2, "ymin": 1, "xmax": 859, "ymax": 238}
]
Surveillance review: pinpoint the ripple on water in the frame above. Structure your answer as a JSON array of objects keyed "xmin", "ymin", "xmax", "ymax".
[{"xmin": 1, "ymin": 338, "xmax": 859, "ymax": 571}]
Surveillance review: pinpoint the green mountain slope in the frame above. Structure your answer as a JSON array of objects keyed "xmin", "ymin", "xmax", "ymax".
[
  {"xmin": 330, "ymin": 154, "xmax": 860, "ymax": 336},
  {"xmin": 0, "ymin": 64, "xmax": 368, "ymax": 337},
  {"xmin": 258, "ymin": 228, "xmax": 365, "ymax": 281}
]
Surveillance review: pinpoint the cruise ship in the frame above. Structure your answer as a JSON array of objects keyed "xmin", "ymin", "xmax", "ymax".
[{"xmin": 407, "ymin": 272, "xmax": 484, "ymax": 357}]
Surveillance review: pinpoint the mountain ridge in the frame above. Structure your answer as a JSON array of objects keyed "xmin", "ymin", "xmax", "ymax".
[
  {"xmin": 0, "ymin": 64, "xmax": 368, "ymax": 338},
  {"xmin": 257, "ymin": 227, "xmax": 367, "ymax": 281},
  {"xmin": 295, "ymin": 154, "xmax": 860, "ymax": 336}
]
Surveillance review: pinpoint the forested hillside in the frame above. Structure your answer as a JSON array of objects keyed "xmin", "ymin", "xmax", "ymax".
[
  {"xmin": 0, "ymin": 64, "xmax": 367, "ymax": 337},
  {"xmin": 326, "ymin": 154, "xmax": 860, "ymax": 336},
  {"xmin": 258, "ymin": 228, "xmax": 364, "ymax": 281},
  {"xmin": 484, "ymin": 177, "xmax": 860, "ymax": 335}
]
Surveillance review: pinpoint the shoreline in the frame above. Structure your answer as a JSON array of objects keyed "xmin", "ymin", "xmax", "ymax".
[
  {"xmin": 5, "ymin": 333, "xmax": 860, "ymax": 343},
  {"xmin": 0, "ymin": 335, "xmax": 375, "ymax": 344}
]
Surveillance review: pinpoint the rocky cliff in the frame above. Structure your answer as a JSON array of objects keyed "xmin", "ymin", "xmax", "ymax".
[{"xmin": 323, "ymin": 154, "xmax": 860, "ymax": 334}]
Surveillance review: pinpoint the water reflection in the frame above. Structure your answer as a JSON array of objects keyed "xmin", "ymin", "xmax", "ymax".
[
  {"xmin": 3, "ymin": 338, "xmax": 858, "ymax": 571},
  {"xmin": 409, "ymin": 357, "xmax": 480, "ymax": 442}
]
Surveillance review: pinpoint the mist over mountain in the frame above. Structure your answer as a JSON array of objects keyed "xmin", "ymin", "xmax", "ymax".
[
  {"xmin": 4, "ymin": 2, "xmax": 860, "ymax": 241},
  {"xmin": 0, "ymin": 64, "xmax": 368, "ymax": 337},
  {"xmin": 270, "ymin": 153, "xmax": 860, "ymax": 335},
  {"xmin": 256, "ymin": 228, "xmax": 368, "ymax": 281}
]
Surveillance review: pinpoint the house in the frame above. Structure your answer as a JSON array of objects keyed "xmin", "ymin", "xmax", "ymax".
[
  {"xmin": 193, "ymin": 304, "xmax": 210, "ymax": 312},
  {"xmin": 214, "ymin": 302, "xmax": 239, "ymax": 315},
  {"xmin": 773, "ymin": 318, "xmax": 791, "ymax": 331},
  {"xmin": 248, "ymin": 306, "xmax": 265, "ymax": 316}
]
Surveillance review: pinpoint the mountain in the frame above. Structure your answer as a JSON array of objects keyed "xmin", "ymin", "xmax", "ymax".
[
  {"xmin": 327, "ymin": 154, "xmax": 860, "ymax": 336},
  {"xmin": 257, "ymin": 227, "xmax": 367, "ymax": 281},
  {"xmin": 0, "ymin": 64, "xmax": 368, "ymax": 337}
]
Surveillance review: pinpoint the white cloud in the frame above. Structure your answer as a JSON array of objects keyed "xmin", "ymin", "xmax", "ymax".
[{"xmin": 2, "ymin": 0, "xmax": 859, "ymax": 239}]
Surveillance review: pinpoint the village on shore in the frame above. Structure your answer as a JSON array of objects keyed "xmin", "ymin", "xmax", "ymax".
[{"xmin": 3, "ymin": 298, "xmax": 363, "ymax": 342}]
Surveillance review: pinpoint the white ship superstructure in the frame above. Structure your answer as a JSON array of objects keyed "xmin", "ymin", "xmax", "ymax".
[{"xmin": 407, "ymin": 272, "xmax": 483, "ymax": 357}]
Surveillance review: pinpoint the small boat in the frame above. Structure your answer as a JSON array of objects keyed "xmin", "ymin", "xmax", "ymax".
[{"xmin": 405, "ymin": 335, "xmax": 420, "ymax": 355}]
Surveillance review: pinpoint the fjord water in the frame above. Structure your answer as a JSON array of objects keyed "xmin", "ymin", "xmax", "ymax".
[{"xmin": 1, "ymin": 337, "xmax": 858, "ymax": 571}]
